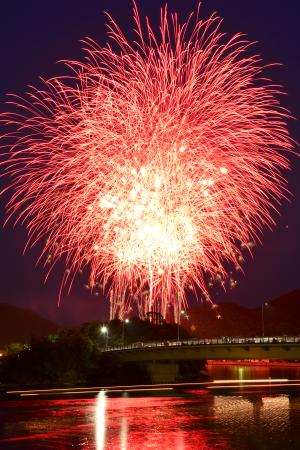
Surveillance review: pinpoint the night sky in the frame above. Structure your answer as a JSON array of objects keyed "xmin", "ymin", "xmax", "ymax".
[{"xmin": 0, "ymin": 1, "xmax": 299, "ymax": 326}]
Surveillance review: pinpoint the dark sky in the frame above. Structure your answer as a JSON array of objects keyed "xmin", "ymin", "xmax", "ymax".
[{"xmin": 0, "ymin": 1, "xmax": 299, "ymax": 326}]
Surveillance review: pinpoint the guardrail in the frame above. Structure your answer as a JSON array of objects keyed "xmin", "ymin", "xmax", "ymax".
[{"xmin": 102, "ymin": 336, "xmax": 300, "ymax": 352}]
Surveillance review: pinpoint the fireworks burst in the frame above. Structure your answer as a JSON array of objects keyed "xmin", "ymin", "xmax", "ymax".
[{"xmin": 1, "ymin": 4, "xmax": 293, "ymax": 320}]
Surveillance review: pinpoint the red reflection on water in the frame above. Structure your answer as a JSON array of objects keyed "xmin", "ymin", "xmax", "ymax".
[
  {"xmin": 0, "ymin": 395, "xmax": 228, "ymax": 449},
  {"xmin": 96, "ymin": 393, "xmax": 225, "ymax": 449},
  {"xmin": 207, "ymin": 363, "xmax": 300, "ymax": 381}
]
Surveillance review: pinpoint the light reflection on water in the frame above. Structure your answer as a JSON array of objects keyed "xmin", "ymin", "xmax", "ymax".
[
  {"xmin": 1, "ymin": 366, "xmax": 300, "ymax": 449},
  {"xmin": 207, "ymin": 363, "xmax": 300, "ymax": 381},
  {"xmin": 120, "ymin": 393, "xmax": 128, "ymax": 450},
  {"xmin": 95, "ymin": 391, "xmax": 106, "ymax": 450}
]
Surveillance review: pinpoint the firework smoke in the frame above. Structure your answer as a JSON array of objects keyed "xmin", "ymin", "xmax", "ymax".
[{"xmin": 1, "ymin": 3, "xmax": 293, "ymax": 319}]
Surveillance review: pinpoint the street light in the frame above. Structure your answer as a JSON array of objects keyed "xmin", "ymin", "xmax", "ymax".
[
  {"xmin": 261, "ymin": 302, "xmax": 269, "ymax": 338},
  {"xmin": 101, "ymin": 325, "xmax": 109, "ymax": 347},
  {"xmin": 122, "ymin": 318, "xmax": 130, "ymax": 345},
  {"xmin": 177, "ymin": 310, "xmax": 185, "ymax": 341}
]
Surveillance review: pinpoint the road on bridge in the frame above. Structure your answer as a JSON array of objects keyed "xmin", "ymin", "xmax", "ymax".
[{"xmin": 102, "ymin": 336, "xmax": 300, "ymax": 362}]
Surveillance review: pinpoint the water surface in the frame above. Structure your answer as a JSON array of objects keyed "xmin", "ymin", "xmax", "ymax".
[{"xmin": 1, "ymin": 365, "xmax": 300, "ymax": 449}]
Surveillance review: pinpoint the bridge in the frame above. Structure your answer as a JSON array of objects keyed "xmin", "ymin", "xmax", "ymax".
[{"xmin": 102, "ymin": 336, "xmax": 300, "ymax": 383}]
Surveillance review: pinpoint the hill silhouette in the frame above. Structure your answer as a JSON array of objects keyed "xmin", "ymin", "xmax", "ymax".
[
  {"xmin": 183, "ymin": 290, "xmax": 300, "ymax": 338},
  {"xmin": 0, "ymin": 290, "xmax": 299, "ymax": 345},
  {"xmin": 0, "ymin": 303, "xmax": 59, "ymax": 345}
]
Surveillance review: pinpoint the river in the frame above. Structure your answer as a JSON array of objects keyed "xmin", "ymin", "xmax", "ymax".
[{"xmin": 1, "ymin": 364, "xmax": 300, "ymax": 449}]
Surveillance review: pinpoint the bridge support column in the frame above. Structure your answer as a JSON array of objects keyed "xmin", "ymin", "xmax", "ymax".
[{"xmin": 146, "ymin": 361, "xmax": 179, "ymax": 383}]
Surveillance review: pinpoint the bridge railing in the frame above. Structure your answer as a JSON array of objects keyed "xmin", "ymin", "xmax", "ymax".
[{"xmin": 102, "ymin": 336, "xmax": 300, "ymax": 352}]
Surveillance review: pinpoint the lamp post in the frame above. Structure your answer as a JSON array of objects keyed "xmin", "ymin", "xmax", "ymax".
[
  {"xmin": 101, "ymin": 325, "xmax": 109, "ymax": 348},
  {"xmin": 177, "ymin": 309, "xmax": 185, "ymax": 341},
  {"xmin": 122, "ymin": 318, "xmax": 130, "ymax": 345},
  {"xmin": 261, "ymin": 302, "xmax": 269, "ymax": 338}
]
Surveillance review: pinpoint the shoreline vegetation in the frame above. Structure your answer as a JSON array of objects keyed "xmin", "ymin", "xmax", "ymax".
[{"xmin": 0, "ymin": 317, "xmax": 200, "ymax": 389}]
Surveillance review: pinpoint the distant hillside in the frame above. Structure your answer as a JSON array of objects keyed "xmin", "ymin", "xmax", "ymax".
[
  {"xmin": 0, "ymin": 303, "xmax": 59, "ymax": 345},
  {"xmin": 1, "ymin": 290, "xmax": 299, "ymax": 345},
  {"xmin": 183, "ymin": 290, "xmax": 300, "ymax": 338}
]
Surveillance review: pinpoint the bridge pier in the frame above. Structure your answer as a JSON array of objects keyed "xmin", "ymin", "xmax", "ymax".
[
  {"xmin": 145, "ymin": 360, "xmax": 206, "ymax": 383},
  {"xmin": 146, "ymin": 361, "xmax": 179, "ymax": 383}
]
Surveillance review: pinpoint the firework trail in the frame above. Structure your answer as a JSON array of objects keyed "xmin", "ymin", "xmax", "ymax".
[{"xmin": 1, "ymin": 3, "xmax": 293, "ymax": 320}]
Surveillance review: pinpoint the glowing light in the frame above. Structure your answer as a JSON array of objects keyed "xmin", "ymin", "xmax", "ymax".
[
  {"xmin": 1, "ymin": 3, "xmax": 292, "ymax": 320},
  {"xmin": 219, "ymin": 167, "xmax": 228, "ymax": 174}
]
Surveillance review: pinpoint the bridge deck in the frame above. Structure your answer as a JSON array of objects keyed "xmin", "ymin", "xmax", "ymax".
[{"xmin": 102, "ymin": 337, "xmax": 300, "ymax": 362}]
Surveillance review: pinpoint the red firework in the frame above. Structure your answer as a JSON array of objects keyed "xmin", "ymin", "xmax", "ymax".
[{"xmin": 1, "ymin": 4, "xmax": 293, "ymax": 320}]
